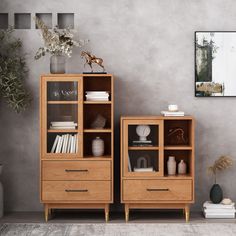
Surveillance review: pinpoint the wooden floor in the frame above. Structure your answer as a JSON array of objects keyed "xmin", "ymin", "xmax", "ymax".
[{"xmin": 0, "ymin": 211, "xmax": 236, "ymax": 223}]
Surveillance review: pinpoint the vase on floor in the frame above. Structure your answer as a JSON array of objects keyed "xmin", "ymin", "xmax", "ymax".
[
  {"xmin": 210, "ymin": 184, "xmax": 223, "ymax": 204},
  {"xmin": 0, "ymin": 165, "xmax": 3, "ymax": 218},
  {"xmin": 50, "ymin": 54, "xmax": 66, "ymax": 74}
]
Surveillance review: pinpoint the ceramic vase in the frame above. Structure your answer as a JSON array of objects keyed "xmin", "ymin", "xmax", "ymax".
[
  {"xmin": 0, "ymin": 165, "xmax": 3, "ymax": 218},
  {"xmin": 210, "ymin": 184, "xmax": 223, "ymax": 204},
  {"xmin": 178, "ymin": 160, "xmax": 187, "ymax": 175},
  {"xmin": 136, "ymin": 125, "xmax": 151, "ymax": 141},
  {"xmin": 92, "ymin": 137, "xmax": 104, "ymax": 157},
  {"xmin": 50, "ymin": 55, "xmax": 66, "ymax": 74},
  {"xmin": 167, "ymin": 156, "xmax": 176, "ymax": 175}
]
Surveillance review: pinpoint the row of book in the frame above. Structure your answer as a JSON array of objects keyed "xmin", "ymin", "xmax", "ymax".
[
  {"xmin": 161, "ymin": 111, "xmax": 185, "ymax": 117},
  {"xmin": 51, "ymin": 134, "xmax": 78, "ymax": 153},
  {"xmin": 85, "ymin": 91, "xmax": 109, "ymax": 101},
  {"xmin": 203, "ymin": 201, "xmax": 235, "ymax": 218},
  {"xmin": 50, "ymin": 121, "xmax": 77, "ymax": 130}
]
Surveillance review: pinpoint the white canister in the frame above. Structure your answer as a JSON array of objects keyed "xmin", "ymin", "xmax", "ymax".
[
  {"xmin": 167, "ymin": 156, "xmax": 176, "ymax": 175},
  {"xmin": 178, "ymin": 160, "xmax": 187, "ymax": 175},
  {"xmin": 92, "ymin": 137, "xmax": 104, "ymax": 157}
]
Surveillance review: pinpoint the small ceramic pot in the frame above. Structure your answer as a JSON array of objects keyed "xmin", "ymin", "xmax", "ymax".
[
  {"xmin": 136, "ymin": 125, "xmax": 151, "ymax": 141},
  {"xmin": 178, "ymin": 160, "xmax": 187, "ymax": 175},
  {"xmin": 167, "ymin": 156, "xmax": 176, "ymax": 175},
  {"xmin": 92, "ymin": 137, "xmax": 104, "ymax": 157},
  {"xmin": 168, "ymin": 104, "xmax": 178, "ymax": 112}
]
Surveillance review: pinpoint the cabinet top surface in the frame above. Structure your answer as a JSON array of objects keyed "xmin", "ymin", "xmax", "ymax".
[
  {"xmin": 121, "ymin": 115, "xmax": 194, "ymax": 120},
  {"xmin": 41, "ymin": 74, "xmax": 113, "ymax": 77}
]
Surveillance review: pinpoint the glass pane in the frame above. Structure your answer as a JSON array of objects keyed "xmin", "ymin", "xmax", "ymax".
[
  {"xmin": 128, "ymin": 125, "xmax": 159, "ymax": 147},
  {"xmin": 47, "ymin": 82, "xmax": 78, "ymax": 101},
  {"xmin": 128, "ymin": 150, "xmax": 159, "ymax": 172},
  {"xmin": 47, "ymin": 104, "xmax": 78, "ymax": 129}
]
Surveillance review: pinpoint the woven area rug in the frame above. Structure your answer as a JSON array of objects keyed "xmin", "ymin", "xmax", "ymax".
[{"xmin": 0, "ymin": 223, "xmax": 236, "ymax": 236}]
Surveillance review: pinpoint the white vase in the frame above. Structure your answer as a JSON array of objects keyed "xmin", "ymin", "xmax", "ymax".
[
  {"xmin": 136, "ymin": 125, "xmax": 151, "ymax": 141},
  {"xmin": 167, "ymin": 156, "xmax": 176, "ymax": 175},
  {"xmin": 0, "ymin": 165, "xmax": 3, "ymax": 218},
  {"xmin": 178, "ymin": 160, "xmax": 187, "ymax": 175},
  {"xmin": 92, "ymin": 137, "xmax": 104, "ymax": 157}
]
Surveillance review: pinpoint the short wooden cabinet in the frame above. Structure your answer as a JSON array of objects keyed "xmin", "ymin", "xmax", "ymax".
[
  {"xmin": 120, "ymin": 116, "xmax": 194, "ymax": 222},
  {"xmin": 40, "ymin": 74, "xmax": 114, "ymax": 222}
]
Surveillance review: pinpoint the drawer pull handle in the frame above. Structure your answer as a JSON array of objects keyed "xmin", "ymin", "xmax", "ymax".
[
  {"xmin": 65, "ymin": 189, "xmax": 88, "ymax": 193},
  {"xmin": 146, "ymin": 188, "xmax": 169, "ymax": 192},
  {"xmin": 65, "ymin": 169, "xmax": 88, "ymax": 172}
]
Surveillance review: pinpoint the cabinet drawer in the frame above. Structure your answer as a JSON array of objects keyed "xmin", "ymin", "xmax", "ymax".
[
  {"xmin": 42, "ymin": 161, "xmax": 111, "ymax": 180},
  {"xmin": 123, "ymin": 180, "xmax": 192, "ymax": 201},
  {"xmin": 42, "ymin": 180, "xmax": 111, "ymax": 201}
]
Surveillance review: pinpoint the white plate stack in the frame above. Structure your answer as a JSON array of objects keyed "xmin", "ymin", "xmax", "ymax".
[
  {"xmin": 203, "ymin": 201, "xmax": 236, "ymax": 218},
  {"xmin": 50, "ymin": 121, "xmax": 77, "ymax": 130},
  {"xmin": 85, "ymin": 91, "xmax": 109, "ymax": 101}
]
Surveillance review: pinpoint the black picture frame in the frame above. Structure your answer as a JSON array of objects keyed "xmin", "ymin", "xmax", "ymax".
[{"xmin": 195, "ymin": 31, "xmax": 236, "ymax": 97}]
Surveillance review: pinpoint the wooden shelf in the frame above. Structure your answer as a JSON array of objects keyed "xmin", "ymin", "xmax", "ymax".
[
  {"xmin": 84, "ymin": 101, "xmax": 112, "ymax": 104},
  {"xmin": 128, "ymin": 146, "xmax": 159, "ymax": 151},
  {"xmin": 47, "ymin": 129, "xmax": 79, "ymax": 133},
  {"xmin": 164, "ymin": 146, "xmax": 192, "ymax": 150},
  {"xmin": 84, "ymin": 129, "xmax": 112, "ymax": 133},
  {"xmin": 83, "ymin": 155, "xmax": 112, "ymax": 160},
  {"xmin": 163, "ymin": 174, "xmax": 193, "ymax": 179},
  {"xmin": 47, "ymin": 101, "xmax": 79, "ymax": 104}
]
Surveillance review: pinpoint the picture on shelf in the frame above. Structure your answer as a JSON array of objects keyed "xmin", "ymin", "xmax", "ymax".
[{"xmin": 195, "ymin": 31, "xmax": 236, "ymax": 96}]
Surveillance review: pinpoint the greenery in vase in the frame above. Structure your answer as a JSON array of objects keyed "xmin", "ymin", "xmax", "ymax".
[
  {"xmin": 34, "ymin": 17, "xmax": 87, "ymax": 59},
  {"xmin": 208, "ymin": 155, "xmax": 233, "ymax": 184},
  {"xmin": 0, "ymin": 28, "xmax": 31, "ymax": 113}
]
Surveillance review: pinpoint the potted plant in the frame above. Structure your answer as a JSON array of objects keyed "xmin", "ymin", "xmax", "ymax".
[
  {"xmin": 34, "ymin": 17, "xmax": 87, "ymax": 74},
  {"xmin": 208, "ymin": 155, "xmax": 233, "ymax": 203}
]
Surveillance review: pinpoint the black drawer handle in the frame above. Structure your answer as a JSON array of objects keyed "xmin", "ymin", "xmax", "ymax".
[
  {"xmin": 65, "ymin": 169, "xmax": 88, "ymax": 172},
  {"xmin": 65, "ymin": 189, "xmax": 88, "ymax": 193},
  {"xmin": 146, "ymin": 188, "xmax": 169, "ymax": 192}
]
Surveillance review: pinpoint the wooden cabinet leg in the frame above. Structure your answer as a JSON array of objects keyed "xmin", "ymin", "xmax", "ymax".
[
  {"xmin": 44, "ymin": 204, "xmax": 49, "ymax": 222},
  {"xmin": 125, "ymin": 204, "xmax": 129, "ymax": 222},
  {"xmin": 185, "ymin": 205, "xmax": 190, "ymax": 222},
  {"xmin": 105, "ymin": 204, "xmax": 109, "ymax": 222}
]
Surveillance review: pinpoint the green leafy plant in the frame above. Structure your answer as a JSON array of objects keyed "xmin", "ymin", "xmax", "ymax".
[
  {"xmin": 208, "ymin": 155, "xmax": 233, "ymax": 184},
  {"xmin": 0, "ymin": 28, "xmax": 31, "ymax": 113}
]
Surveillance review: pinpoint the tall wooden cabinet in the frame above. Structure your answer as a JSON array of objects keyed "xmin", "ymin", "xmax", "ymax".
[
  {"xmin": 120, "ymin": 116, "xmax": 194, "ymax": 222},
  {"xmin": 40, "ymin": 74, "xmax": 114, "ymax": 222}
]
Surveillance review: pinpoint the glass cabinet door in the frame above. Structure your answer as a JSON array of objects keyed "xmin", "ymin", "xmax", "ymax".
[
  {"xmin": 41, "ymin": 78, "xmax": 83, "ymax": 157},
  {"xmin": 123, "ymin": 119, "xmax": 164, "ymax": 177}
]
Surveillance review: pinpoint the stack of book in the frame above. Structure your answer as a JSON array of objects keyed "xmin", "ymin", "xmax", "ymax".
[
  {"xmin": 51, "ymin": 134, "xmax": 78, "ymax": 153},
  {"xmin": 85, "ymin": 91, "xmax": 109, "ymax": 101},
  {"xmin": 132, "ymin": 140, "xmax": 152, "ymax": 146},
  {"xmin": 50, "ymin": 121, "xmax": 77, "ymax": 130},
  {"xmin": 203, "ymin": 201, "xmax": 236, "ymax": 218},
  {"xmin": 161, "ymin": 111, "xmax": 185, "ymax": 117}
]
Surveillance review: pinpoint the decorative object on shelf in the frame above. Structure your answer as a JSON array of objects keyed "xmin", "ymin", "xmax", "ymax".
[
  {"xmin": 0, "ymin": 164, "xmax": 3, "ymax": 218},
  {"xmin": 167, "ymin": 127, "xmax": 187, "ymax": 145},
  {"xmin": 81, "ymin": 51, "xmax": 105, "ymax": 73},
  {"xmin": 92, "ymin": 137, "xmax": 104, "ymax": 157},
  {"xmin": 50, "ymin": 121, "xmax": 77, "ymax": 130},
  {"xmin": 34, "ymin": 17, "xmax": 87, "ymax": 74},
  {"xmin": 208, "ymin": 155, "xmax": 233, "ymax": 204},
  {"xmin": 0, "ymin": 29, "xmax": 31, "ymax": 113},
  {"xmin": 134, "ymin": 156, "xmax": 154, "ymax": 172},
  {"xmin": 61, "ymin": 89, "xmax": 77, "ymax": 100},
  {"xmin": 85, "ymin": 91, "xmax": 109, "ymax": 101},
  {"xmin": 178, "ymin": 160, "xmax": 187, "ymax": 175},
  {"xmin": 91, "ymin": 114, "xmax": 106, "ymax": 129},
  {"xmin": 195, "ymin": 32, "xmax": 236, "ymax": 97},
  {"xmin": 136, "ymin": 125, "xmax": 151, "ymax": 141},
  {"xmin": 222, "ymin": 198, "xmax": 233, "ymax": 205},
  {"xmin": 167, "ymin": 156, "xmax": 176, "ymax": 175},
  {"xmin": 203, "ymin": 201, "xmax": 235, "ymax": 218},
  {"xmin": 168, "ymin": 104, "xmax": 178, "ymax": 112}
]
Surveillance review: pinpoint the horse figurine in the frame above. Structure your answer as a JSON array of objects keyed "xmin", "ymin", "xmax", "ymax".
[{"xmin": 81, "ymin": 51, "xmax": 105, "ymax": 73}]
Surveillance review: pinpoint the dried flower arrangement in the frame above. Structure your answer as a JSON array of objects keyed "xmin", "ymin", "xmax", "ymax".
[
  {"xmin": 34, "ymin": 17, "xmax": 87, "ymax": 59},
  {"xmin": 208, "ymin": 155, "xmax": 233, "ymax": 184}
]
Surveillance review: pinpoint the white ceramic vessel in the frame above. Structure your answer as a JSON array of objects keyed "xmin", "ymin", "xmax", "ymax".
[
  {"xmin": 136, "ymin": 125, "xmax": 151, "ymax": 141},
  {"xmin": 167, "ymin": 156, "xmax": 176, "ymax": 175},
  {"xmin": 178, "ymin": 159, "xmax": 187, "ymax": 175},
  {"xmin": 168, "ymin": 104, "xmax": 178, "ymax": 112},
  {"xmin": 92, "ymin": 137, "xmax": 104, "ymax": 157}
]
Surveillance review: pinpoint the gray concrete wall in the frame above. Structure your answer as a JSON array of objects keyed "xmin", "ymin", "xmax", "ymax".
[{"xmin": 1, "ymin": 0, "xmax": 236, "ymax": 212}]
